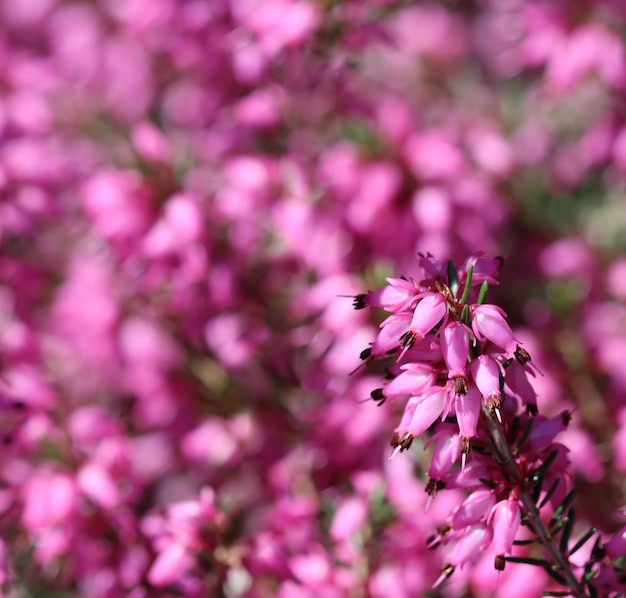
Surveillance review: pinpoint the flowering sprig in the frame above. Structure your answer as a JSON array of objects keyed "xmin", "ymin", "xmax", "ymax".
[{"xmin": 354, "ymin": 253, "xmax": 625, "ymax": 597}]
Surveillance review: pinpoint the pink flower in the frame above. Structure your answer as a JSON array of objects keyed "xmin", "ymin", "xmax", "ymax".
[
  {"xmin": 470, "ymin": 355, "xmax": 502, "ymax": 412},
  {"xmin": 441, "ymin": 321, "xmax": 470, "ymax": 387},
  {"xmin": 452, "ymin": 489, "xmax": 496, "ymax": 530},
  {"xmin": 400, "ymin": 292, "xmax": 448, "ymax": 351},
  {"xmin": 383, "ymin": 363, "xmax": 436, "ymax": 400},
  {"xmin": 426, "ymin": 425, "xmax": 461, "ymax": 482},
  {"xmin": 362, "ymin": 277, "xmax": 419, "ymax": 312},
  {"xmin": 471, "ymin": 304, "xmax": 518, "ymax": 355},
  {"xmin": 488, "ymin": 498, "xmax": 521, "ymax": 562},
  {"xmin": 448, "ymin": 524, "xmax": 493, "ymax": 568}
]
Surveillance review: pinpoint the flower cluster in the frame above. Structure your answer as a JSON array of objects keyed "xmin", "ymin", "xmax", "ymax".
[{"xmin": 356, "ymin": 254, "xmax": 625, "ymax": 595}]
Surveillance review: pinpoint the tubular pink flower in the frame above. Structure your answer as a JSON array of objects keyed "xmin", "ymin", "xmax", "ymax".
[
  {"xmin": 371, "ymin": 312, "xmax": 411, "ymax": 356},
  {"xmin": 365, "ymin": 277, "xmax": 420, "ymax": 313},
  {"xmin": 408, "ymin": 386, "xmax": 447, "ymax": 437},
  {"xmin": 527, "ymin": 412, "xmax": 570, "ymax": 451},
  {"xmin": 426, "ymin": 426, "xmax": 462, "ymax": 480},
  {"xmin": 448, "ymin": 524, "xmax": 493, "ymax": 568},
  {"xmin": 441, "ymin": 321, "xmax": 470, "ymax": 382},
  {"xmin": 455, "ymin": 384, "xmax": 481, "ymax": 441},
  {"xmin": 488, "ymin": 498, "xmax": 521, "ymax": 558},
  {"xmin": 471, "ymin": 304, "xmax": 518, "ymax": 354},
  {"xmin": 409, "ymin": 293, "xmax": 447, "ymax": 337},
  {"xmin": 460, "ymin": 253, "xmax": 502, "ymax": 286},
  {"xmin": 452, "ymin": 489, "xmax": 496, "ymax": 530},
  {"xmin": 383, "ymin": 363, "xmax": 436, "ymax": 400},
  {"xmin": 470, "ymin": 355, "xmax": 502, "ymax": 409},
  {"xmin": 418, "ymin": 254, "xmax": 448, "ymax": 281},
  {"xmin": 504, "ymin": 361, "xmax": 538, "ymax": 413}
]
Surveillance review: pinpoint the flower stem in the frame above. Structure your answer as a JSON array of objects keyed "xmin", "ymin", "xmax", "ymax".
[{"xmin": 483, "ymin": 408, "xmax": 587, "ymax": 598}]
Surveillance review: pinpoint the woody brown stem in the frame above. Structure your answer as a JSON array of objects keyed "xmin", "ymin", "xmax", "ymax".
[{"xmin": 483, "ymin": 407, "xmax": 587, "ymax": 598}]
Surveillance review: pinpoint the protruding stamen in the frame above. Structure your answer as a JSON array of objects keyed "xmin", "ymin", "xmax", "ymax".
[
  {"xmin": 371, "ymin": 388, "xmax": 386, "ymax": 406},
  {"xmin": 454, "ymin": 376, "xmax": 468, "ymax": 395},
  {"xmin": 352, "ymin": 294, "xmax": 367, "ymax": 309},
  {"xmin": 399, "ymin": 330, "xmax": 417, "ymax": 350},
  {"xmin": 514, "ymin": 345, "xmax": 531, "ymax": 365}
]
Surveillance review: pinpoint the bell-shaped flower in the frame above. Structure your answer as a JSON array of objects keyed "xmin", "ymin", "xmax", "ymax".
[
  {"xmin": 452, "ymin": 489, "xmax": 496, "ymax": 530},
  {"xmin": 407, "ymin": 386, "xmax": 447, "ymax": 437},
  {"xmin": 410, "ymin": 293, "xmax": 447, "ymax": 336},
  {"xmin": 460, "ymin": 253, "xmax": 502, "ymax": 287},
  {"xmin": 527, "ymin": 412, "xmax": 570, "ymax": 452},
  {"xmin": 418, "ymin": 254, "xmax": 448, "ymax": 282},
  {"xmin": 363, "ymin": 277, "xmax": 420, "ymax": 313},
  {"xmin": 470, "ymin": 355, "xmax": 502, "ymax": 412},
  {"xmin": 426, "ymin": 425, "xmax": 462, "ymax": 480},
  {"xmin": 441, "ymin": 321, "xmax": 470, "ymax": 390},
  {"xmin": 383, "ymin": 363, "xmax": 436, "ymax": 401},
  {"xmin": 448, "ymin": 524, "xmax": 493, "ymax": 568},
  {"xmin": 371, "ymin": 313, "xmax": 411, "ymax": 356},
  {"xmin": 401, "ymin": 337, "xmax": 443, "ymax": 363},
  {"xmin": 455, "ymin": 384, "xmax": 482, "ymax": 441},
  {"xmin": 471, "ymin": 304, "xmax": 518, "ymax": 354},
  {"xmin": 390, "ymin": 395, "xmax": 421, "ymax": 455},
  {"xmin": 488, "ymin": 497, "xmax": 521, "ymax": 559},
  {"xmin": 504, "ymin": 361, "xmax": 538, "ymax": 414}
]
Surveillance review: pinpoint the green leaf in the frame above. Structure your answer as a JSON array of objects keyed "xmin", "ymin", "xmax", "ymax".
[
  {"xmin": 559, "ymin": 506, "xmax": 576, "ymax": 553},
  {"xmin": 583, "ymin": 569, "xmax": 600, "ymax": 583},
  {"xmin": 447, "ymin": 260, "xmax": 459, "ymax": 295},
  {"xmin": 460, "ymin": 304, "xmax": 470, "ymax": 326},
  {"xmin": 477, "ymin": 281, "xmax": 489, "ymax": 304},
  {"xmin": 515, "ymin": 418, "xmax": 535, "ymax": 454},
  {"xmin": 568, "ymin": 527, "xmax": 597, "ymax": 557},
  {"xmin": 532, "ymin": 450, "xmax": 559, "ymax": 486},
  {"xmin": 459, "ymin": 265, "xmax": 474, "ymax": 303},
  {"xmin": 531, "ymin": 473, "xmax": 544, "ymax": 504},
  {"xmin": 538, "ymin": 478, "xmax": 561, "ymax": 509},
  {"xmin": 550, "ymin": 489, "xmax": 577, "ymax": 529}
]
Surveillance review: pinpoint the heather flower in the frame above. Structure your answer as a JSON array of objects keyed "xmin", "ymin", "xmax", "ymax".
[
  {"xmin": 470, "ymin": 304, "xmax": 519, "ymax": 355},
  {"xmin": 441, "ymin": 321, "xmax": 470, "ymax": 393},
  {"xmin": 470, "ymin": 355, "xmax": 503, "ymax": 415},
  {"xmin": 359, "ymin": 277, "xmax": 420, "ymax": 312},
  {"xmin": 488, "ymin": 498, "xmax": 521, "ymax": 567},
  {"xmin": 451, "ymin": 489, "xmax": 496, "ymax": 530},
  {"xmin": 382, "ymin": 362, "xmax": 436, "ymax": 401}
]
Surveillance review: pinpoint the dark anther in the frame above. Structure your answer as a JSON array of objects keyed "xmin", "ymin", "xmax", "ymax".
[
  {"xmin": 426, "ymin": 478, "xmax": 445, "ymax": 498},
  {"xmin": 453, "ymin": 377, "xmax": 468, "ymax": 395},
  {"xmin": 488, "ymin": 394, "xmax": 503, "ymax": 412},
  {"xmin": 561, "ymin": 410, "xmax": 572, "ymax": 426},
  {"xmin": 352, "ymin": 294, "xmax": 367, "ymax": 310},
  {"xmin": 399, "ymin": 330, "xmax": 417, "ymax": 350},
  {"xmin": 461, "ymin": 436, "xmax": 471, "ymax": 455},
  {"xmin": 494, "ymin": 555, "xmax": 506, "ymax": 571},
  {"xmin": 391, "ymin": 431, "xmax": 414, "ymax": 452},
  {"xmin": 371, "ymin": 388, "xmax": 386, "ymax": 406},
  {"xmin": 514, "ymin": 345, "xmax": 532, "ymax": 365},
  {"xmin": 526, "ymin": 403, "xmax": 538, "ymax": 417},
  {"xmin": 359, "ymin": 347, "xmax": 372, "ymax": 360}
]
